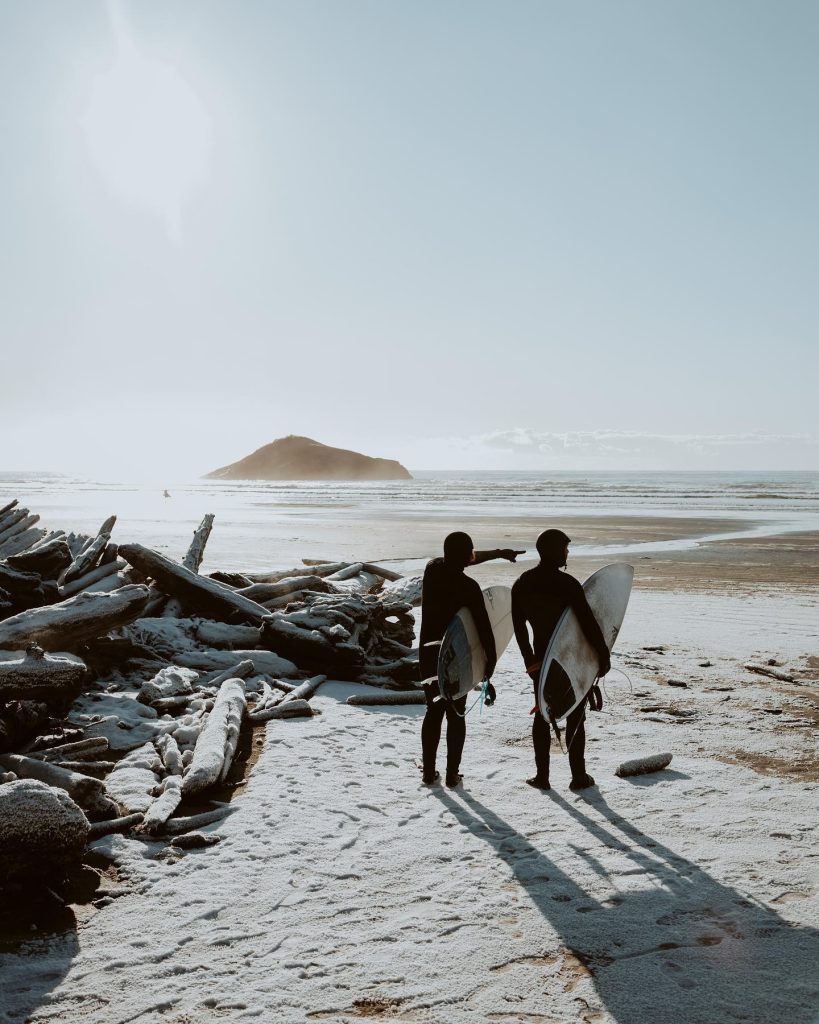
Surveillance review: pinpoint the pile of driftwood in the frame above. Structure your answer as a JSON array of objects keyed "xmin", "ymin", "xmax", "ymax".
[{"xmin": 0, "ymin": 497, "xmax": 423, "ymax": 892}]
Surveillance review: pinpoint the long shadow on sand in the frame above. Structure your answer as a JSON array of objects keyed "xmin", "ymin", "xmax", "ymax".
[
  {"xmin": 0, "ymin": 915, "xmax": 79, "ymax": 1022},
  {"xmin": 434, "ymin": 787, "xmax": 819, "ymax": 1024}
]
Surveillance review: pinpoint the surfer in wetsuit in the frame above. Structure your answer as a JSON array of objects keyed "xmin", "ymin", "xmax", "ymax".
[
  {"xmin": 511, "ymin": 529, "xmax": 610, "ymax": 792},
  {"xmin": 420, "ymin": 532, "xmax": 524, "ymax": 787}
]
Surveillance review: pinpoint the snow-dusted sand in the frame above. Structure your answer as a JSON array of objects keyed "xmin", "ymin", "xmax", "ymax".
[{"xmin": 1, "ymin": 590, "xmax": 817, "ymax": 1024}]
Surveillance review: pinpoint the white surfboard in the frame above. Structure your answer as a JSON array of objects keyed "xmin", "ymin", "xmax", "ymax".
[
  {"xmin": 437, "ymin": 585, "xmax": 514, "ymax": 702},
  {"xmin": 537, "ymin": 563, "xmax": 633, "ymax": 724}
]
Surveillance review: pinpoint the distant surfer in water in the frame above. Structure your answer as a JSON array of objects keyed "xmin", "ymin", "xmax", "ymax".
[
  {"xmin": 420, "ymin": 532, "xmax": 523, "ymax": 787},
  {"xmin": 511, "ymin": 529, "xmax": 610, "ymax": 791}
]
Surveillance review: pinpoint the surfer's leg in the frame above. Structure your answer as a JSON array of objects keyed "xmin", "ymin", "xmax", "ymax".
[
  {"xmin": 566, "ymin": 705, "xmax": 593, "ymax": 787},
  {"xmin": 530, "ymin": 711, "xmax": 551, "ymax": 786},
  {"xmin": 421, "ymin": 698, "xmax": 446, "ymax": 780},
  {"xmin": 444, "ymin": 697, "xmax": 467, "ymax": 783}
]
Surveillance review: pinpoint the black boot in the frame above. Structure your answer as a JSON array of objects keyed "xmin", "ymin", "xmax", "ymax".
[
  {"xmin": 526, "ymin": 775, "xmax": 551, "ymax": 790},
  {"xmin": 569, "ymin": 773, "xmax": 595, "ymax": 791}
]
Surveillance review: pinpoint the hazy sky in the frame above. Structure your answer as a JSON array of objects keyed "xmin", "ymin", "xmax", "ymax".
[{"xmin": 1, "ymin": 0, "xmax": 817, "ymax": 477}]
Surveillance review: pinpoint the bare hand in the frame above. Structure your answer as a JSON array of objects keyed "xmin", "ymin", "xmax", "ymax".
[{"xmin": 500, "ymin": 549, "xmax": 526, "ymax": 562}]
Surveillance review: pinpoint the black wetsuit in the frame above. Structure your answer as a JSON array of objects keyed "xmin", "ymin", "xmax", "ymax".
[
  {"xmin": 511, "ymin": 564, "xmax": 608, "ymax": 782},
  {"xmin": 419, "ymin": 557, "xmax": 496, "ymax": 778}
]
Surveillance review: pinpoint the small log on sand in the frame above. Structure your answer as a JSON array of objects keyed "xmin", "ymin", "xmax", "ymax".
[
  {"xmin": 615, "ymin": 752, "xmax": 673, "ymax": 778},
  {"xmin": 61, "ymin": 515, "xmax": 117, "ymax": 585},
  {"xmin": 0, "ymin": 585, "xmax": 151, "ymax": 651},
  {"xmin": 6, "ymin": 538, "xmax": 72, "ymax": 579},
  {"xmin": 163, "ymin": 514, "xmax": 216, "ymax": 618},
  {"xmin": 161, "ymin": 806, "xmax": 235, "ymax": 835},
  {"xmin": 0, "ymin": 752, "xmax": 106, "ymax": 809},
  {"xmin": 182, "ymin": 679, "xmax": 246, "ymax": 794},
  {"xmin": 0, "ymin": 646, "xmax": 87, "ymax": 702},
  {"xmin": 120, "ymin": 544, "xmax": 272, "ymax": 625},
  {"xmin": 347, "ymin": 690, "xmax": 426, "ymax": 706},
  {"xmin": 59, "ymin": 558, "xmax": 125, "ymax": 599},
  {"xmin": 280, "ymin": 674, "xmax": 326, "ymax": 704},
  {"xmin": 743, "ymin": 662, "xmax": 796, "ymax": 683},
  {"xmin": 88, "ymin": 812, "xmax": 144, "ymax": 838},
  {"xmin": 249, "ymin": 698, "xmax": 313, "ymax": 722}
]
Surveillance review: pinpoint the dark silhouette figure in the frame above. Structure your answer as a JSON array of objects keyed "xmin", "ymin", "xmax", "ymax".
[
  {"xmin": 419, "ymin": 532, "xmax": 522, "ymax": 786},
  {"xmin": 512, "ymin": 529, "xmax": 610, "ymax": 790}
]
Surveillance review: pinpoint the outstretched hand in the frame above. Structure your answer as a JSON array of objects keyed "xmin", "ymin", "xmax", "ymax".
[{"xmin": 500, "ymin": 548, "xmax": 526, "ymax": 562}]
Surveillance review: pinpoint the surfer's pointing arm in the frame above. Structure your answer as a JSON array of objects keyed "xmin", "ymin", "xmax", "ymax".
[{"xmin": 471, "ymin": 548, "xmax": 525, "ymax": 566}]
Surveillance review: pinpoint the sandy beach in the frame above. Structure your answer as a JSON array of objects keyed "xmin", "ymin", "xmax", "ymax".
[{"xmin": 0, "ymin": 496, "xmax": 816, "ymax": 1024}]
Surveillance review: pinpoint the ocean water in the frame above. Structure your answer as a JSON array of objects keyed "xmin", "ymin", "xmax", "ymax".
[{"xmin": 2, "ymin": 470, "xmax": 818, "ymax": 573}]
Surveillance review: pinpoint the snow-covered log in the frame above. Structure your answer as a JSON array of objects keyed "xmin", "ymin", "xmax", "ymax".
[
  {"xmin": 246, "ymin": 561, "xmax": 350, "ymax": 585},
  {"xmin": 192, "ymin": 619, "xmax": 262, "ymax": 649},
  {"xmin": 0, "ymin": 585, "xmax": 151, "ymax": 651},
  {"xmin": 182, "ymin": 679, "xmax": 246, "ymax": 794},
  {"xmin": 120, "ymin": 543, "xmax": 273, "ymax": 625},
  {"xmin": 161, "ymin": 806, "xmax": 235, "ymax": 835},
  {"xmin": 615, "ymin": 752, "xmax": 673, "ymax": 778},
  {"xmin": 0, "ymin": 510, "xmax": 39, "ymax": 547},
  {"xmin": 280, "ymin": 673, "xmax": 326, "ymax": 704},
  {"xmin": 178, "ymin": 648, "xmax": 298, "ymax": 678},
  {"xmin": 0, "ymin": 647, "xmax": 87, "ymax": 702},
  {"xmin": 261, "ymin": 617, "xmax": 364, "ymax": 678},
  {"xmin": 5, "ymin": 538, "xmax": 72, "ymax": 578},
  {"xmin": 0, "ymin": 527, "xmax": 47, "ymax": 558},
  {"xmin": 347, "ymin": 691, "xmax": 426, "ymax": 706},
  {"xmin": 87, "ymin": 812, "xmax": 144, "ymax": 838},
  {"xmin": 33, "ymin": 737, "xmax": 109, "ymax": 762},
  {"xmin": 59, "ymin": 558, "xmax": 125, "ymax": 599},
  {"xmin": 249, "ymin": 698, "xmax": 313, "ymax": 722},
  {"xmin": 163, "ymin": 514, "xmax": 216, "ymax": 618},
  {"xmin": 237, "ymin": 576, "xmax": 339, "ymax": 604},
  {"xmin": 140, "ymin": 776, "xmax": 183, "ymax": 832},
  {"xmin": 0, "ymin": 752, "xmax": 106, "ymax": 808},
  {"xmin": 60, "ymin": 515, "xmax": 117, "ymax": 585},
  {"xmin": 183, "ymin": 514, "xmax": 215, "ymax": 573},
  {"xmin": 105, "ymin": 742, "xmax": 163, "ymax": 813}
]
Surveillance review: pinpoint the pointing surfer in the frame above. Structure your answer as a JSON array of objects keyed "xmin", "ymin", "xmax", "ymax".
[
  {"xmin": 420, "ymin": 532, "xmax": 524, "ymax": 787},
  {"xmin": 511, "ymin": 529, "xmax": 610, "ymax": 792}
]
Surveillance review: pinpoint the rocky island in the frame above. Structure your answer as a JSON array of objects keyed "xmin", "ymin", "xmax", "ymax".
[{"xmin": 204, "ymin": 436, "xmax": 412, "ymax": 481}]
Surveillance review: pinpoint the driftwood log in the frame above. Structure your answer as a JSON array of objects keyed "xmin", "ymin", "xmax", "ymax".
[
  {"xmin": 120, "ymin": 544, "xmax": 273, "ymax": 625},
  {"xmin": 88, "ymin": 812, "xmax": 145, "ymax": 838},
  {"xmin": 182, "ymin": 678, "xmax": 246, "ymax": 794},
  {"xmin": 0, "ymin": 585, "xmax": 151, "ymax": 651},
  {"xmin": 60, "ymin": 515, "xmax": 117, "ymax": 585},
  {"xmin": 59, "ymin": 558, "xmax": 126, "ymax": 599},
  {"xmin": 347, "ymin": 691, "xmax": 426, "ymax": 706},
  {"xmin": 249, "ymin": 698, "xmax": 313, "ymax": 722},
  {"xmin": 163, "ymin": 514, "xmax": 216, "ymax": 618},
  {"xmin": 5, "ymin": 538, "xmax": 72, "ymax": 578},
  {"xmin": 280, "ymin": 674, "xmax": 327, "ymax": 704},
  {"xmin": 615, "ymin": 752, "xmax": 674, "ymax": 778},
  {"xmin": 161, "ymin": 806, "xmax": 235, "ymax": 835},
  {"xmin": 0, "ymin": 646, "xmax": 87, "ymax": 702}
]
